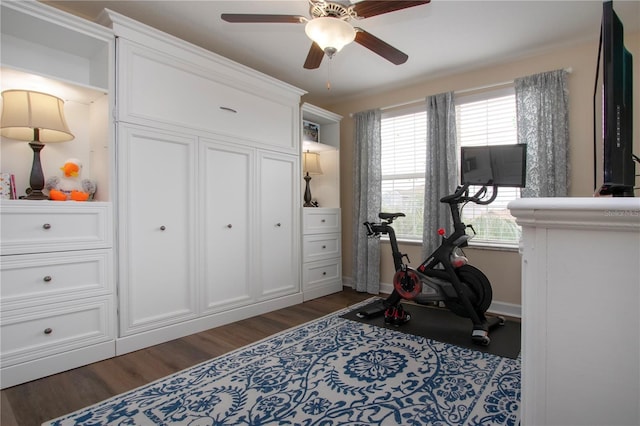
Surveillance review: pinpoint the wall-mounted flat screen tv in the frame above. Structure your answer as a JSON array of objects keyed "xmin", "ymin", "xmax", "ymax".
[
  {"xmin": 598, "ymin": 0, "xmax": 634, "ymax": 196},
  {"xmin": 461, "ymin": 144, "xmax": 527, "ymax": 187}
]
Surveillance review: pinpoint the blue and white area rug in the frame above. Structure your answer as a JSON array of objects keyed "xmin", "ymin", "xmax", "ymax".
[{"xmin": 46, "ymin": 301, "xmax": 521, "ymax": 425}]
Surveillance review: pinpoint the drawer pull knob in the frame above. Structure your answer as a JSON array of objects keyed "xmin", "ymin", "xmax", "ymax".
[
  {"xmin": 44, "ymin": 328, "xmax": 53, "ymax": 335},
  {"xmin": 227, "ymin": 224, "xmax": 233, "ymax": 228},
  {"xmin": 321, "ymin": 219, "xmax": 326, "ymax": 223},
  {"xmin": 322, "ymin": 245, "xmax": 327, "ymax": 249},
  {"xmin": 322, "ymin": 271, "xmax": 327, "ymax": 276},
  {"xmin": 276, "ymin": 223, "xmax": 281, "ymax": 227},
  {"xmin": 42, "ymin": 223, "xmax": 51, "ymax": 230},
  {"xmin": 220, "ymin": 106, "xmax": 237, "ymax": 114},
  {"xmin": 43, "ymin": 276, "xmax": 52, "ymax": 282},
  {"xmin": 160, "ymin": 226, "xmax": 166, "ymax": 231}
]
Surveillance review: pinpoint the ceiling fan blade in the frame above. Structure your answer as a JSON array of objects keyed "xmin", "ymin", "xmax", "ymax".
[
  {"xmin": 303, "ymin": 42, "xmax": 325, "ymax": 69},
  {"xmin": 221, "ymin": 14, "xmax": 306, "ymax": 24},
  {"xmin": 354, "ymin": 29, "xmax": 408, "ymax": 65},
  {"xmin": 353, "ymin": 1, "xmax": 430, "ymax": 19}
]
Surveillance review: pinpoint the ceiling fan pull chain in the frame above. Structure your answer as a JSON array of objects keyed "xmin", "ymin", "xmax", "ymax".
[{"xmin": 326, "ymin": 57, "xmax": 332, "ymax": 91}]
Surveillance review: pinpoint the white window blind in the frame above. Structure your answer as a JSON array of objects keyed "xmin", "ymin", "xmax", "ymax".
[
  {"xmin": 455, "ymin": 87, "xmax": 521, "ymax": 247},
  {"xmin": 380, "ymin": 107, "xmax": 427, "ymax": 239}
]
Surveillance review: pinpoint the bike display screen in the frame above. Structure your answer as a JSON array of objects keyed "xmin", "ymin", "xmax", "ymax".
[{"xmin": 460, "ymin": 144, "xmax": 527, "ymax": 187}]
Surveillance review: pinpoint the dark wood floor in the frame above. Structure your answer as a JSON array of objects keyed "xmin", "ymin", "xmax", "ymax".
[{"xmin": 1, "ymin": 288, "xmax": 373, "ymax": 426}]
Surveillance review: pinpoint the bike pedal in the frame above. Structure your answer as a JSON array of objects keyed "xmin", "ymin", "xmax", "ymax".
[
  {"xmin": 392, "ymin": 304, "xmax": 411, "ymax": 326},
  {"xmin": 384, "ymin": 306, "xmax": 397, "ymax": 324}
]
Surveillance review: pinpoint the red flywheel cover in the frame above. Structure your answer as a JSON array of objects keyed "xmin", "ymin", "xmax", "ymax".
[{"xmin": 393, "ymin": 269, "xmax": 422, "ymax": 300}]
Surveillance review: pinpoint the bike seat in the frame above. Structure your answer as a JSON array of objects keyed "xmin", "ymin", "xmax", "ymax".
[{"xmin": 379, "ymin": 212, "xmax": 405, "ymax": 220}]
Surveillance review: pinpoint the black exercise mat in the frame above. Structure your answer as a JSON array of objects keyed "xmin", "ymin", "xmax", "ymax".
[{"xmin": 341, "ymin": 298, "xmax": 521, "ymax": 359}]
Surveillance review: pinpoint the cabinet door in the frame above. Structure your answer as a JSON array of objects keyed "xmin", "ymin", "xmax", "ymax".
[
  {"xmin": 201, "ymin": 140, "xmax": 254, "ymax": 313},
  {"xmin": 118, "ymin": 124, "xmax": 197, "ymax": 335},
  {"xmin": 257, "ymin": 152, "xmax": 299, "ymax": 299}
]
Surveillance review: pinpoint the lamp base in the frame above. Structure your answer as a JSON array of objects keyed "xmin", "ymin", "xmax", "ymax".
[
  {"xmin": 25, "ymin": 188, "xmax": 48, "ymax": 200},
  {"xmin": 303, "ymin": 173, "xmax": 315, "ymax": 207},
  {"xmin": 26, "ymin": 141, "xmax": 47, "ymax": 200}
]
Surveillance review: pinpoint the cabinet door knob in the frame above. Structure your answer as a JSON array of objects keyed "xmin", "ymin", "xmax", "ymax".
[
  {"xmin": 43, "ymin": 276, "xmax": 52, "ymax": 282},
  {"xmin": 321, "ymin": 219, "xmax": 326, "ymax": 223},
  {"xmin": 227, "ymin": 224, "xmax": 233, "ymax": 228},
  {"xmin": 160, "ymin": 226, "xmax": 166, "ymax": 231},
  {"xmin": 322, "ymin": 271, "xmax": 327, "ymax": 276},
  {"xmin": 44, "ymin": 328, "xmax": 53, "ymax": 335},
  {"xmin": 322, "ymin": 245, "xmax": 326, "ymax": 249},
  {"xmin": 276, "ymin": 223, "xmax": 281, "ymax": 227},
  {"xmin": 42, "ymin": 223, "xmax": 51, "ymax": 230}
]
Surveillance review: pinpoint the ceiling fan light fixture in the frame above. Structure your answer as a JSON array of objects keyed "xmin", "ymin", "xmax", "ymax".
[{"xmin": 304, "ymin": 17, "xmax": 356, "ymax": 56}]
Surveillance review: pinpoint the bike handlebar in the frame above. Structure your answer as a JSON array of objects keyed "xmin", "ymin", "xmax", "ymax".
[{"xmin": 439, "ymin": 183, "xmax": 498, "ymax": 205}]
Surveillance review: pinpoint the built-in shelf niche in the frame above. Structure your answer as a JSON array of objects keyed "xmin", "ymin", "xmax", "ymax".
[
  {"xmin": 0, "ymin": 1, "xmax": 112, "ymax": 201},
  {"xmin": 301, "ymin": 103, "xmax": 342, "ymax": 209}
]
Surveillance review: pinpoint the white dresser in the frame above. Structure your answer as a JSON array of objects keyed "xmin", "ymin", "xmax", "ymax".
[
  {"xmin": 0, "ymin": 201, "xmax": 115, "ymax": 388},
  {"xmin": 509, "ymin": 197, "xmax": 640, "ymax": 426},
  {"xmin": 302, "ymin": 208, "xmax": 342, "ymax": 300}
]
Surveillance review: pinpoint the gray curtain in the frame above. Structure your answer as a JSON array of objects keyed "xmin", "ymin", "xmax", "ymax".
[
  {"xmin": 422, "ymin": 92, "xmax": 458, "ymax": 259},
  {"xmin": 515, "ymin": 69, "xmax": 570, "ymax": 197},
  {"xmin": 352, "ymin": 109, "xmax": 382, "ymax": 294}
]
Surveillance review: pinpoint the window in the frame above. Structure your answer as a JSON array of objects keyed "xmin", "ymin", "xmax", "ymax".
[
  {"xmin": 455, "ymin": 87, "xmax": 521, "ymax": 247},
  {"xmin": 380, "ymin": 87, "xmax": 521, "ymax": 247},
  {"xmin": 380, "ymin": 106, "xmax": 426, "ymax": 239}
]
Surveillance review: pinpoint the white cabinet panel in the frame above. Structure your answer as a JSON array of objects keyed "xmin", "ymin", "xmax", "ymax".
[
  {"xmin": 118, "ymin": 125, "xmax": 198, "ymax": 335},
  {"xmin": 1, "ymin": 250, "xmax": 112, "ymax": 307},
  {"xmin": 117, "ymin": 39, "xmax": 297, "ymax": 152},
  {"xmin": 201, "ymin": 141, "xmax": 254, "ymax": 312},
  {"xmin": 0, "ymin": 297, "xmax": 113, "ymax": 367},
  {"xmin": 303, "ymin": 258, "xmax": 342, "ymax": 290},
  {"xmin": 303, "ymin": 233, "xmax": 341, "ymax": 263},
  {"xmin": 258, "ymin": 152, "xmax": 299, "ymax": 299},
  {"xmin": 0, "ymin": 201, "xmax": 112, "ymax": 255},
  {"xmin": 302, "ymin": 208, "xmax": 341, "ymax": 234}
]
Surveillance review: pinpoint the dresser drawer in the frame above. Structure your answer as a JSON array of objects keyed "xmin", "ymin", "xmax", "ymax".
[
  {"xmin": 302, "ymin": 258, "xmax": 342, "ymax": 288},
  {"xmin": 303, "ymin": 233, "xmax": 341, "ymax": 263},
  {"xmin": 1, "ymin": 250, "xmax": 113, "ymax": 307},
  {"xmin": 0, "ymin": 201, "xmax": 112, "ymax": 255},
  {"xmin": 0, "ymin": 297, "xmax": 114, "ymax": 367},
  {"xmin": 303, "ymin": 208, "xmax": 341, "ymax": 234}
]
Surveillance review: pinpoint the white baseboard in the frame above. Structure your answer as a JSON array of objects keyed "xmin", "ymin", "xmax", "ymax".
[{"xmin": 342, "ymin": 277, "xmax": 521, "ymax": 318}]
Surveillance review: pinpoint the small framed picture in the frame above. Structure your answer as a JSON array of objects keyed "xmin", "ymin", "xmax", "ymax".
[{"xmin": 303, "ymin": 120, "xmax": 320, "ymax": 143}]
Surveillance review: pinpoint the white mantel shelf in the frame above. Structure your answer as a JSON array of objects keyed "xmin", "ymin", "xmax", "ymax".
[
  {"xmin": 509, "ymin": 197, "xmax": 640, "ymax": 230},
  {"xmin": 509, "ymin": 197, "xmax": 640, "ymax": 426}
]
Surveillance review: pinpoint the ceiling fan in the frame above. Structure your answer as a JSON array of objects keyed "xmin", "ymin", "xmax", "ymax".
[{"xmin": 221, "ymin": 0, "xmax": 430, "ymax": 69}]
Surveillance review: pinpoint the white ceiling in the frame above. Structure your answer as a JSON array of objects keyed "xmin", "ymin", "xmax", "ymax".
[{"xmin": 42, "ymin": 0, "xmax": 640, "ymax": 105}]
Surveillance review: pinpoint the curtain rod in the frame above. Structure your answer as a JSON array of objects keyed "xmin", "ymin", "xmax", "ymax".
[{"xmin": 350, "ymin": 67, "xmax": 573, "ymax": 117}]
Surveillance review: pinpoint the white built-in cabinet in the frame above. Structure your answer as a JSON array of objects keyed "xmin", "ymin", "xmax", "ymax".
[
  {"xmin": 0, "ymin": 1, "xmax": 328, "ymax": 386},
  {"xmin": 0, "ymin": 1, "xmax": 115, "ymax": 388},
  {"xmin": 300, "ymin": 104, "xmax": 343, "ymax": 300},
  {"xmin": 104, "ymin": 10, "xmax": 306, "ymax": 354}
]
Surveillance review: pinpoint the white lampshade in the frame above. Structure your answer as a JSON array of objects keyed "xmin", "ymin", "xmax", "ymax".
[
  {"xmin": 0, "ymin": 90, "xmax": 74, "ymax": 142},
  {"xmin": 303, "ymin": 151, "xmax": 323, "ymax": 175},
  {"xmin": 305, "ymin": 17, "xmax": 356, "ymax": 54}
]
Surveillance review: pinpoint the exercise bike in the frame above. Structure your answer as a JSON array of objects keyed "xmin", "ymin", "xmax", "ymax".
[{"xmin": 360, "ymin": 183, "xmax": 505, "ymax": 346}]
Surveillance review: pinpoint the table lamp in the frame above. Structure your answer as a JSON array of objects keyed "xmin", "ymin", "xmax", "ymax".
[
  {"xmin": 303, "ymin": 151, "xmax": 322, "ymax": 207},
  {"xmin": 1, "ymin": 90, "xmax": 74, "ymax": 200}
]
